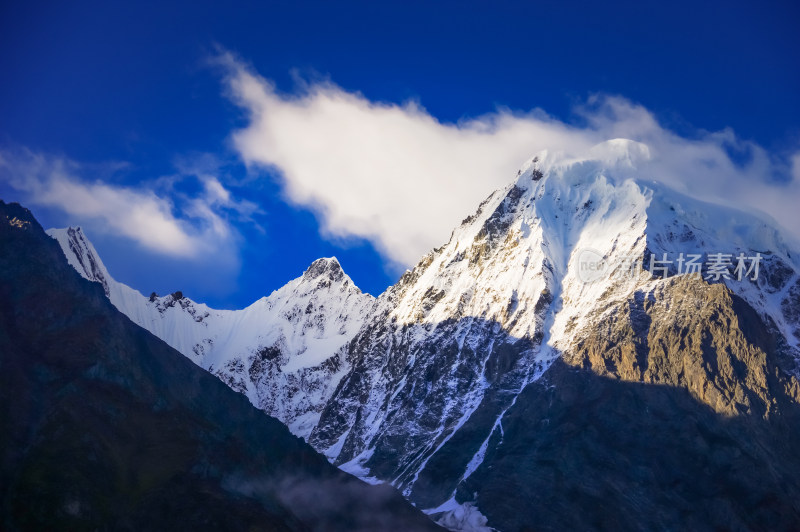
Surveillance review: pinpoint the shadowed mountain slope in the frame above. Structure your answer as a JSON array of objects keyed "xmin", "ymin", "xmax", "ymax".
[{"xmin": 0, "ymin": 201, "xmax": 440, "ymax": 531}]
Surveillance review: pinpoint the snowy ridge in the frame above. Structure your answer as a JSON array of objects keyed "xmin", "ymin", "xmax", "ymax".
[{"xmin": 47, "ymin": 227, "xmax": 375, "ymax": 438}]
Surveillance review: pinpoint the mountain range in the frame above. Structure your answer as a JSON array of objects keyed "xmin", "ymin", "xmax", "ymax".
[{"xmin": 24, "ymin": 139, "xmax": 800, "ymax": 530}]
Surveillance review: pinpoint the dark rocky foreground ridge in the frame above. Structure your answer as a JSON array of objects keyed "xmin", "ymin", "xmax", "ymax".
[{"xmin": 0, "ymin": 200, "xmax": 441, "ymax": 531}]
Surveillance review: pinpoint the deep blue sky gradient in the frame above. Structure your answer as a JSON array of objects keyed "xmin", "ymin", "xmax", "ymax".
[{"xmin": 1, "ymin": 0, "xmax": 798, "ymax": 307}]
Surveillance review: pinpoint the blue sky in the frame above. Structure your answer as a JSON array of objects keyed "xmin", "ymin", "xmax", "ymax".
[{"xmin": 1, "ymin": 0, "xmax": 798, "ymax": 308}]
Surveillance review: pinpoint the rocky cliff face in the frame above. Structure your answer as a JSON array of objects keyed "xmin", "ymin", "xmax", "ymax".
[
  {"xmin": 0, "ymin": 201, "xmax": 441, "ymax": 531},
  {"xmin": 462, "ymin": 276, "xmax": 800, "ymax": 531},
  {"xmin": 567, "ymin": 277, "xmax": 800, "ymax": 417}
]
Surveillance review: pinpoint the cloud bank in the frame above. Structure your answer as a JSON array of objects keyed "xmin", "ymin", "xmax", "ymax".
[
  {"xmin": 3, "ymin": 54, "xmax": 797, "ymax": 275},
  {"xmin": 220, "ymin": 53, "xmax": 800, "ymax": 267},
  {"xmin": 0, "ymin": 148, "xmax": 247, "ymax": 259}
]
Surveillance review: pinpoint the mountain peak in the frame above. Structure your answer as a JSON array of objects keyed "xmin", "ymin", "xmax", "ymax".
[
  {"xmin": 48, "ymin": 229, "xmax": 375, "ymax": 439},
  {"xmin": 303, "ymin": 256, "xmax": 344, "ymax": 283},
  {"xmin": 513, "ymin": 139, "xmax": 652, "ymax": 192},
  {"xmin": 46, "ymin": 225, "xmax": 111, "ymax": 296},
  {"xmin": 587, "ymin": 138, "xmax": 651, "ymax": 167}
]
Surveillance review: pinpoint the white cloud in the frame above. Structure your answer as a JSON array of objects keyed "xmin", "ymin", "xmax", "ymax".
[
  {"xmin": 219, "ymin": 53, "xmax": 800, "ymax": 266},
  {"xmin": 0, "ymin": 148, "xmax": 240, "ymax": 258}
]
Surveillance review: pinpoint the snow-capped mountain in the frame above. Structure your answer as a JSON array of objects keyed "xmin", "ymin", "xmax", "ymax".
[
  {"xmin": 307, "ymin": 139, "xmax": 800, "ymax": 528},
  {"xmin": 47, "ymin": 226, "xmax": 374, "ymax": 437},
  {"xmin": 49, "ymin": 139, "xmax": 800, "ymax": 531}
]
